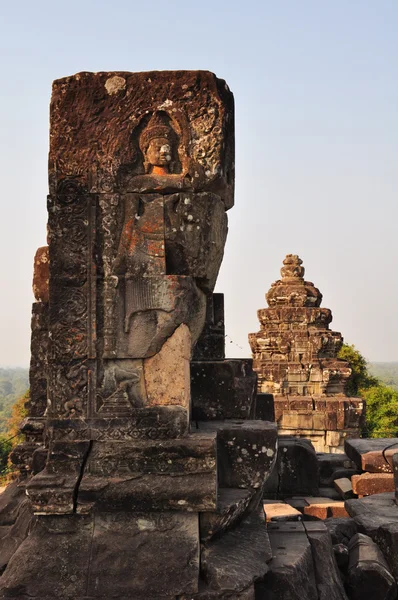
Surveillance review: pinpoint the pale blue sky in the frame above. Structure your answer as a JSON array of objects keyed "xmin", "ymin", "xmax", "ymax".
[{"xmin": 0, "ymin": 0, "xmax": 397, "ymax": 365}]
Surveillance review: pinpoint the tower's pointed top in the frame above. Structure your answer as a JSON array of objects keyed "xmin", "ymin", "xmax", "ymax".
[{"xmin": 280, "ymin": 254, "xmax": 305, "ymax": 281}]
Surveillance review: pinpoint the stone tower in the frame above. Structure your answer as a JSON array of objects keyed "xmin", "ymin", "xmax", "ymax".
[
  {"xmin": 249, "ymin": 254, "xmax": 364, "ymax": 452},
  {"xmin": 0, "ymin": 71, "xmax": 277, "ymax": 599}
]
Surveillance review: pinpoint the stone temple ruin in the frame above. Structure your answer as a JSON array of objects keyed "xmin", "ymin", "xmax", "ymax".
[
  {"xmin": 249, "ymin": 254, "xmax": 364, "ymax": 452},
  {"xmin": 2, "ymin": 71, "xmax": 398, "ymax": 600}
]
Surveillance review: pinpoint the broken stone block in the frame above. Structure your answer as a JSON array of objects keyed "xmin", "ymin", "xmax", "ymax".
[
  {"xmin": 334, "ymin": 477, "xmax": 355, "ymax": 500},
  {"xmin": 324, "ymin": 517, "xmax": 358, "ymax": 545},
  {"xmin": 143, "ymin": 323, "xmax": 191, "ymax": 407},
  {"xmin": 199, "ymin": 488, "xmax": 252, "ymax": 542},
  {"xmin": 263, "ymin": 502, "xmax": 302, "ymax": 521},
  {"xmin": 263, "ymin": 437, "xmax": 319, "ymax": 499},
  {"xmin": 77, "ymin": 434, "xmax": 217, "ymax": 513},
  {"xmin": 347, "ymin": 533, "xmax": 396, "ymax": 600},
  {"xmin": 303, "ymin": 501, "xmax": 348, "ymax": 519},
  {"xmin": 26, "ymin": 441, "xmax": 91, "ymax": 514},
  {"xmin": 191, "ymin": 359, "xmax": 257, "ymax": 421},
  {"xmin": 303, "ymin": 521, "xmax": 348, "ymax": 600},
  {"xmin": 351, "ymin": 472, "xmax": 395, "ymax": 496},
  {"xmin": 201, "ymin": 508, "xmax": 271, "ymax": 593},
  {"xmin": 346, "ymin": 492, "xmax": 398, "ymax": 537},
  {"xmin": 345, "ymin": 438, "xmax": 398, "ymax": 473},
  {"xmin": 197, "ymin": 420, "xmax": 277, "ymax": 490},
  {"xmin": 0, "ymin": 499, "xmax": 34, "ymax": 573},
  {"xmin": 257, "ymin": 521, "xmax": 318, "ymax": 600}
]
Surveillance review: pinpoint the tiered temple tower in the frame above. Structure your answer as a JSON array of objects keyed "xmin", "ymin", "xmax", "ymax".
[{"xmin": 249, "ymin": 254, "xmax": 364, "ymax": 452}]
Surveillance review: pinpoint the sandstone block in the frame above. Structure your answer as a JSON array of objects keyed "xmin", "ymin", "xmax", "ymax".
[
  {"xmin": 303, "ymin": 521, "xmax": 348, "ymax": 600},
  {"xmin": 77, "ymin": 434, "xmax": 217, "ymax": 512},
  {"xmin": 345, "ymin": 492, "xmax": 398, "ymax": 537},
  {"xmin": 263, "ymin": 437, "xmax": 319, "ymax": 498},
  {"xmin": 345, "ymin": 438, "xmax": 398, "ymax": 473},
  {"xmin": 143, "ymin": 323, "xmax": 191, "ymax": 407},
  {"xmin": 191, "ymin": 359, "xmax": 257, "ymax": 421},
  {"xmin": 303, "ymin": 501, "xmax": 348, "ymax": 519},
  {"xmin": 334, "ymin": 477, "xmax": 355, "ymax": 500},
  {"xmin": 26, "ymin": 441, "xmax": 90, "ymax": 514},
  {"xmin": 197, "ymin": 420, "xmax": 277, "ymax": 490},
  {"xmin": 351, "ymin": 472, "xmax": 395, "ymax": 497},
  {"xmin": 201, "ymin": 508, "xmax": 271, "ymax": 593},
  {"xmin": 257, "ymin": 521, "xmax": 318, "ymax": 600}
]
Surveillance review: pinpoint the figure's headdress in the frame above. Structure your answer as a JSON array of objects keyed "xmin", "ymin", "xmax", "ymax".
[{"xmin": 139, "ymin": 112, "xmax": 176, "ymax": 154}]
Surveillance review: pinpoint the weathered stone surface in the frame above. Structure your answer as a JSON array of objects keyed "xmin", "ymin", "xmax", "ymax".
[
  {"xmin": 32, "ymin": 246, "xmax": 49, "ymax": 303},
  {"xmin": 26, "ymin": 441, "xmax": 90, "ymax": 514},
  {"xmin": 345, "ymin": 438, "xmax": 398, "ymax": 473},
  {"xmin": 258, "ymin": 521, "xmax": 318, "ymax": 600},
  {"xmin": 0, "ymin": 499, "xmax": 34, "ymax": 572},
  {"xmin": 48, "ymin": 406, "xmax": 189, "ymax": 441},
  {"xmin": 191, "ymin": 360, "xmax": 257, "ymax": 421},
  {"xmin": 0, "ymin": 481, "xmax": 25, "ymax": 526},
  {"xmin": 78, "ymin": 433, "xmax": 217, "ymax": 513},
  {"xmin": 0, "ymin": 512, "xmax": 199, "ymax": 598},
  {"xmin": 199, "ymin": 488, "xmax": 252, "ymax": 542},
  {"xmin": 193, "ymin": 293, "xmax": 225, "ymax": 361},
  {"xmin": 87, "ymin": 512, "xmax": 199, "ymax": 598},
  {"xmin": 345, "ymin": 492, "xmax": 398, "ymax": 537},
  {"xmin": 254, "ymin": 393, "xmax": 275, "ymax": 422},
  {"xmin": 49, "ymin": 71, "xmax": 235, "ymax": 207},
  {"xmin": 249, "ymin": 255, "xmax": 364, "ymax": 452},
  {"xmin": 303, "ymin": 521, "xmax": 348, "ymax": 600},
  {"xmin": 375, "ymin": 521, "xmax": 398, "ymax": 581},
  {"xmin": 351, "ymin": 472, "xmax": 395, "ymax": 496},
  {"xmin": 0, "ymin": 515, "xmax": 94, "ymax": 597},
  {"xmin": 324, "ymin": 517, "xmax": 358, "ymax": 545},
  {"xmin": 114, "ymin": 274, "xmax": 207, "ymax": 359},
  {"xmin": 347, "ymin": 533, "xmax": 396, "ymax": 600},
  {"xmin": 317, "ymin": 452, "xmax": 357, "ymax": 486},
  {"xmin": 164, "ymin": 192, "xmax": 228, "ymax": 292},
  {"xmin": 263, "ymin": 437, "xmax": 319, "ymax": 499},
  {"xmin": 197, "ymin": 421, "xmax": 277, "ymax": 490},
  {"xmin": 201, "ymin": 508, "xmax": 271, "ymax": 593},
  {"xmin": 144, "ymin": 323, "xmax": 191, "ymax": 407}
]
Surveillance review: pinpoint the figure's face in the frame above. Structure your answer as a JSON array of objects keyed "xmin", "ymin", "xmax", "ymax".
[{"xmin": 146, "ymin": 137, "xmax": 172, "ymax": 167}]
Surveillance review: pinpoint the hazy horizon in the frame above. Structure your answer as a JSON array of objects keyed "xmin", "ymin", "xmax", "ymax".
[{"xmin": 1, "ymin": 0, "xmax": 397, "ymax": 365}]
